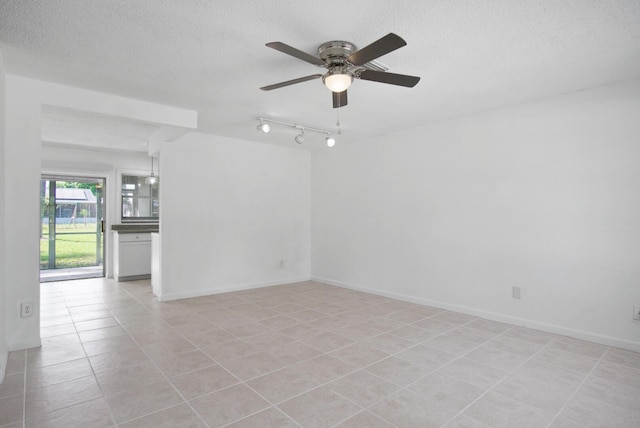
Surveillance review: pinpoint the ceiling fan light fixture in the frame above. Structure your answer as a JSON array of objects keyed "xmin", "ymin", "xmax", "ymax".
[{"xmin": 323, "ymin": 68, "xmax": 353, "ymax": 93}]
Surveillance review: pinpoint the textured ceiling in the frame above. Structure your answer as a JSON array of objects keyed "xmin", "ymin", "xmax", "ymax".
[{"xmin": 2, "ymin": 0, "xmax": 640, "ymax": 150}]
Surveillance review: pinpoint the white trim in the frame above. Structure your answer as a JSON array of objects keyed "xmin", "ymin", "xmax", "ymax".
[
  {"xmin": 7, "ymin": 337, "xmax": 41, "ymax": 352},
  {"xmin": 0, "ymin": 349, "xmax": 7, "ymax": 382},
  {"xmin": 158, "ymin": 276, "xmax": 312, "ymax": 302},
  {"xmin": 312, "ymin": 275, "xmax": 640, "ymax": 353}
]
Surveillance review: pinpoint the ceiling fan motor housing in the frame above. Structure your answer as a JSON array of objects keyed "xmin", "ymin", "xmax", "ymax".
[
  {"xmin": 317, "ymin": 40, "xmax": 389, "ymax": 75},
  {"xmin": 318, "ymin": 41, "xmax": 357, "ymax": 84},
  {"xmin": 317, "ymin": 41, "xmax": 357, "ymax": 65}
]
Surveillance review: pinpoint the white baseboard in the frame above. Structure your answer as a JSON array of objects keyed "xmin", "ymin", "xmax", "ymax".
[
  {"xmin": 0, "ymin": 348, "xmax": 7, "ymax": 383},
  {"xmin": 312, "ymin": 275, "xmax": 640, "ymax": 353},
  {"xmin": 158, "ymin": 276, "xmax": 312, "ymax": 302},
  {"xmin": 7, "ymin": 337, "xmax": 41, "ymax": 352}
]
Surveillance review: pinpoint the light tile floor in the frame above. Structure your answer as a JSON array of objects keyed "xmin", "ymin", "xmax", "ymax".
[{"xmin": 2, "ymin": 278, "xmax": 639, "ymax": 427}]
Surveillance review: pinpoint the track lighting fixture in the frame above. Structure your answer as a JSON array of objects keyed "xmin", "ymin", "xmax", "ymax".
[
  {"xmin": 325, "ymin": 136, "xmax": 336, "ymax": 147},
  {"xmin": 256, "ymin": 119, "xmax": 271, "ymax": 133},
  {"xmin": 256, "ymin": 117, "xmax": 336, "ymax": 147}
]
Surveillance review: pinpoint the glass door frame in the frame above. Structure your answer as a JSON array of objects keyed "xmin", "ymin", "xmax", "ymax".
[{"xmin": 40, "ymin": 174, "xmax": 106, "ymax": 281}]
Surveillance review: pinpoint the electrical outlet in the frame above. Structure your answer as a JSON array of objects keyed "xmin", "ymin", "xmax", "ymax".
[
  {"xmin": 512, "ymin": 286, "xmax": 521, "ymax": 299},
  {"xmin": 634, "ymin": 305, "xmax": 640, "ymax": 321},
  {"xmin": 20, "ymin": 301, "xmax": 34, "ymax": 318}
]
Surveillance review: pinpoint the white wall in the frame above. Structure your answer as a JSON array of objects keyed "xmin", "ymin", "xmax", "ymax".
[
  {"xmin": 41, "ymin": 145, "xmax": 154, "ymax": 278},
  {"xmin": 2, "ymin": 76, "xmax": 196, "ymax": 351},
  {"xmin": 0, "ymin": 49, "xmax": 8, "ymax": 380},
  {"xmin": 4, "ymin": 77, "xmax": 43, "ymax": 351},
  {"xmin": 312, "ymin": 78, "xmax": 640, "ymax": 352},
  {"xmin": 159, "ymin": 133, "xmax": 311, "ymax": 300}
]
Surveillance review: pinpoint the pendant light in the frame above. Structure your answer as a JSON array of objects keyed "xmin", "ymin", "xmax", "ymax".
[{"xmin": 145, "ymin": 157, "xmax": 158, "ymax": 185}]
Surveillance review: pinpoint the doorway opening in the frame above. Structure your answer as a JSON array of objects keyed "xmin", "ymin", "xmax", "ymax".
[{"xmin": 40, "ymin": 175, "xmax": 106, "ymax": 282}]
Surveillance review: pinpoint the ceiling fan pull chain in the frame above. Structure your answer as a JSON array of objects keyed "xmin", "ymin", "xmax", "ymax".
[{"xmin": 336, "ymin": 109, "xmax": 342, "ymax": 135}]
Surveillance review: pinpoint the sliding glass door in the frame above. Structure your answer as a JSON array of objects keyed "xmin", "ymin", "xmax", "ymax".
[{"xmin": 40, "ymin": 175, "xmax": 105, "ymax": 282}]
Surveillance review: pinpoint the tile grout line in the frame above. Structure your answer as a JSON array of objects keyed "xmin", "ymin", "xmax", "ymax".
[
  {"xmin": 544, "ymin": 346, "xmax": 609, "ymax": 428},
  {"xmin": 438, "ymin": 333, "xmax": 582, "ymax": 428},
  {"xmin": 348, "ymin": 318, "xmax": 505, "ymax": 427},
  {"xmin": 82, "ymin": 289, "xmax": 121, "ymax": 427},
  {"xmin": 62, "ymin": 287, "xmax": 116, "ymax": 425},
  {"xmin": 325, "ymin": 388, "xmax": 400, "ymax": 428},
  {"xmin": 101, "ymin": 286, "xmax": 213, "ymax": 428},
  {"xmin": 425, "ymin": 325, "xmax": 561, "ymax": 427},
  {"xmin": 26, "ymin": 289, "xmax": 117, "ymax": 426}
]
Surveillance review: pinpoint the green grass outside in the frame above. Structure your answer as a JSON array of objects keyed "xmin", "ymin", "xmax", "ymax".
[{"xmin": 40, "ymin": 223, "xmax": 103, "ymax": 269}]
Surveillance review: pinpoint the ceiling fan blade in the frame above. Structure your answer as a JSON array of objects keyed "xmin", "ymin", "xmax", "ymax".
[
  {"xmin": 358, "ymin": 70, "xmax": 420, "ymax": 87},
  {"xmin": 332, "ymin": 90, "xmax": 348, "ymax": 108},
  {"xmin": 346, "ymin": 33, "xmax": 407, "ymax": 66},
  {"xmin": 266, "ymin": 42, "xmax": 326, "ymax": 66},
  {"xmin": 260, "ymin": 74, "xmax": 323, "ymax": 91}
]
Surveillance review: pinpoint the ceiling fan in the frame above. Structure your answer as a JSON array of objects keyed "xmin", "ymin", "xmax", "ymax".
[{"xmin": 260, "ymin": 33, "xmax": 420, "ymax": 108}]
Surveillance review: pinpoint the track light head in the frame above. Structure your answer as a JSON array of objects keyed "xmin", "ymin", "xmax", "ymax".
[
  {"xmin": 256, "ymin": 120, "xmax": 271, "ymax": 133},
  {"xmin": 325, "ymin": 136, "xmax": 336, "ymax": 147},
  {"xmin": 295, "ymin": 129, "xmax": 305, "ymax": 144}
]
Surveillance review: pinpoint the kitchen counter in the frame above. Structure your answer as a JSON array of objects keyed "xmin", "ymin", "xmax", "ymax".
[{"xmin": 111, "ymin": 224, "xmax": 159, "ymax": 233}]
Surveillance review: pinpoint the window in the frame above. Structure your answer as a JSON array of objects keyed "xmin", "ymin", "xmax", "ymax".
[{"xmin": 121, "ymin": 174, "xmax": 159, "ymax": 222}]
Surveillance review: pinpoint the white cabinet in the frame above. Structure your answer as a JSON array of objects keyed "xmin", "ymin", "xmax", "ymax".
[{"xmin": 113, "ymin": 232, "xmax": 152, "ymax": 281}]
